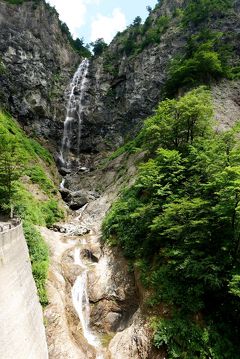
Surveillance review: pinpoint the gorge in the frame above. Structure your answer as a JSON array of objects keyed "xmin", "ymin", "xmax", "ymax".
[{"xmin": 1, "ymin": 0, "xmax": 240, "ymax": 358}]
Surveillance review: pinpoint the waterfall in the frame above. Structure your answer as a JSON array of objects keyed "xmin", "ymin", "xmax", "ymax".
[
  {"xmin": 59, "ymin": 59, "xmax": 89, "ymax": 167},
  {"xmin": 72, "ymin": 248, "xmax": 104, "ymax": 359},
  {"xmin": 59, "ymin": 178, "xmax": 65, "ymax": 190}
]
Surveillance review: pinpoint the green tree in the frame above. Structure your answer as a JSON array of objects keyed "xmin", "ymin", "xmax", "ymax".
[
  {"xmin": 165, "ymin": 34, "xmax": 227, "ymax": 96},
  {"xmin": 90, "ymin": 38, "xmax": 108, "ymax": 56},
  {"xmin": 133, "ymin": 16, "xmax": 142, "ymax": 27},
  {"xmin": 103, "ymin": 87, "xmax": 240, "ymax": 357},
  {"xmin": 141, "ymin": 86, "xmax": 213, "ymax": 153},
  {"xmin": 73, "ymin": 37, "xmax": 91, "ymax": 57},
  {"xmin": 182, "ymin": 0, "xmax": 233, "ymax": 27}
]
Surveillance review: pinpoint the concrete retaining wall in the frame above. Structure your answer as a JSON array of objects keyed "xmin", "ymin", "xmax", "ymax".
[{"xmin": 0, "ymin": 223, "xmax": 48, "ymax": 359}]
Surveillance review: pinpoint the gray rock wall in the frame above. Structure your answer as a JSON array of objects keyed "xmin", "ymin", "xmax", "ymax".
[
  {"xmin": 0, "ymin": 224, "xmax": 48, "ymax": 359},
  {"xmin": 0, "ymin": 0, "xmax": 80, "ymax": 151},
  {"xmin": 72, "ymin": 0, "xmax": 187, "ymax": 154},
  {"xmin": 75, "ymin": 0, "xmax": 240, "ymax": 154}
]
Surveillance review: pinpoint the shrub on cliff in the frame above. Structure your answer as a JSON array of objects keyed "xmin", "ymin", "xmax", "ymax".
[
  {"xmin": 165, "ymin": 31, "xmax": 230, "ymax": 96},
  {"xmin": 90, "ymin": 38, "xmax": 108, "ymax": 57},
  {"xmin": 182, "ymin": 0, "xmax": 233, "ymax": 27}
]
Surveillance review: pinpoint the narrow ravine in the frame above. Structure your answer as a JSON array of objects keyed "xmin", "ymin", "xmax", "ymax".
[
  {"xmin": 58, "ymin": 58, "xmax": 107, "ymax": 356},
  {"xmin": 42, "ymin": 194, "xmax": 114, "ymax": 359},
  {"xmin": 42, "ymin": 160, "xmax": 156, "ymax": 358},
  {"xmin": 43, "ymin": 59, "xmax": 149, "ymax": 359}
]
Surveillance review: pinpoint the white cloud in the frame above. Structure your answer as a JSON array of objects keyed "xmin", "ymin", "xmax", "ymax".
[
  {"xmin": 90, "ymin": 8, "xmax": 126, "ymax": 44},
  {"xmin": 46, "ymin": 0, "xmax": 99, "ymax": 38}
]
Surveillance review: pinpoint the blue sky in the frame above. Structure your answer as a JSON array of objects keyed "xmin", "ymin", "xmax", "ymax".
[{"xmin": 47, "ymin": 0, "xmax": 158, "ymax": 44}]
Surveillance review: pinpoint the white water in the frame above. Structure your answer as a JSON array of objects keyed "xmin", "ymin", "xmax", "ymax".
[
  {"xmin": 72, "ymin": 248, "xmax": 104, "ymax": 359},
  {"xmin": 60, "ymin": 59, "xmax": 89, "ymax": 166},
  {"xmin": 59, "ymin": 178, "xmax": 65, "ymax": 190}
]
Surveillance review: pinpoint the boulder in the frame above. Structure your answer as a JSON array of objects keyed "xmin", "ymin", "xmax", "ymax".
[
  {"xmin": 69, "ymin": 191, "xmax": 89, "ymax": 210},
  {"xmin": 62, "ymin": 189, "xmax": 99, "ymax": 210}
]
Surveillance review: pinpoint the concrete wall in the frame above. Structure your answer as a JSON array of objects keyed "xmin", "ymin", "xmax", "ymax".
[{"xmin": 0, "ymin": 223, "xmax": 48, "ymax": 359}]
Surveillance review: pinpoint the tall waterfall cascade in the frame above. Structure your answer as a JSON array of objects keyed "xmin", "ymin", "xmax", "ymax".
[
  {"xmin": 60, "ymin": 59, "xmax": 89, "ymax": 167},
  {"xmin": 58, "ymin": 60, "xmax": 106, "ymax": 358}
]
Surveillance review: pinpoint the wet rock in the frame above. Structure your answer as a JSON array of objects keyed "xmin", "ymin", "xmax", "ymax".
[
  {"xmin": 105, "ymin": 312, "xmax": 123, "ymax": 332},
  {"xmin": 59, "ymin": 187, "xmax": 71, "ymax": 201},
  {"xmin": 64, "ymin": 224, "xmax": 90, "ymax": 236},
  {"xmin": 81, "ymin": 249, "xmax": 99, "ymax": 263},
  {"xmin": 78, "ymin": 167, "xmax": 90, "ymax": 173},
  {"xmin": 59, "ymin": 167, "xmax": 72, "ymax": 176},
  {"xmin": 69, "ymin": 191, "xmax": 89, "ymax": 210},
  {"xmin": 63, "ymin": 189, "xmax": 99, "ymax": 210},
  {"xmin": 50, "ymin": 223, "xmax": 90, "ymax": 236}
]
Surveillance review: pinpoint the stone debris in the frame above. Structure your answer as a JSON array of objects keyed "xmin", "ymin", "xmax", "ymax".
[{"xmin": 50, "ymin": 223, "xmax": 90, "ymax": 236}]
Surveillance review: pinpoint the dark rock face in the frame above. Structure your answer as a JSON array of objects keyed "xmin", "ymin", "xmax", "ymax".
[
  {"xmin": 60, "ymin": 188, "xmax": 100, "ymax": 210},
  {"xmin": 0, "ymin": 0, "xmax": 79, "ymax": 150}
]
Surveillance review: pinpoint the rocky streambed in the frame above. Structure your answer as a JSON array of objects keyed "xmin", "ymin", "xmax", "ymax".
[{"xmin": 41, "ymin": 174, "xmax": 164, "ymax": 359}]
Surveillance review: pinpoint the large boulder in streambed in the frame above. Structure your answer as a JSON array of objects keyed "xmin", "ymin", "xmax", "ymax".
[
  {"xmin": 69, "ymin": 191, "xmax": 89, "ymax": 210},
  {"xmin": 62, "ymin": 190, "xmax": 100, "ymax": 210}
]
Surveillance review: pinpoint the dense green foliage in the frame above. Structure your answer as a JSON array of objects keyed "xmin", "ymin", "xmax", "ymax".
[
  {"xmin": 182, "ymin": 0, "xmax": 233, "ymax": 27},
  {"xmin": 90, "ymin": 38, "xmax": 108, "ymax": 57},
  {"xmin": 113, "ymin": 14, "xmax": 170, "ymax": 58},
  {"xmin": 165, "ymin": 31, "xmax": 229, "ymax": 96},
  {"xmin": 103, "ymin": 87, "xmax": 240, "ymax": 357},
  {"xmin": 0, "ymin": 112, "xmax": 63, "ymax": 304},
  {"xmin": 0, "ymin": 112, "xmax": 56, "ymax": 208},
  {"xmin": 165, "ymin": 0, "xmax": 237, "ymax": 96}
]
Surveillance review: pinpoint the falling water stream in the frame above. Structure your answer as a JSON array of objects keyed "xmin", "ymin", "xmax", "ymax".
[
  {"xmin": 60, "ymin": 60, "xmax": 105, "ymax": 358},
  {"xmin": 72, "ymin": 248, "xmax": 104, "ymax": 359},
  {"xmin": 59, "ymin": 58, "xmax": 89, "ymax": 167}
]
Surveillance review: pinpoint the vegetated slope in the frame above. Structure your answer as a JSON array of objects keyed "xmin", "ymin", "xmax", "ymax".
[
  {"xmin": 0, "ymin": 111, "xmax": 64, "ymax": 305},
  {"xmin": 103, "ymin": 87, "xmax": 240, "ymax": 358},
  {"xmin": 101, "ymin": 1, "xmax": 240, "ymax": 357}
]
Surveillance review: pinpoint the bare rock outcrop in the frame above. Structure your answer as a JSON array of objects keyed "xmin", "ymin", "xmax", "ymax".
[{"xmin": 0, "ymin": 0, "xmax": 79, "ymax": 150}]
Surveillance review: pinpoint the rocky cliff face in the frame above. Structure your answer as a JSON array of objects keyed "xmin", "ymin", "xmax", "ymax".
[
  {"xmin": 73, "ymin": 0, "xmax": 240, "ymax": 155},
  {"xmin": 1, "ymin": 0, "xmax": 239, "ymax": 160},
  {"xmin": 79, "ymin": 19, "xmax": 185, "ymax": 153},
  {"xmin": 0, "ymin": 0, "xmax": 79, "ymax": 150}
]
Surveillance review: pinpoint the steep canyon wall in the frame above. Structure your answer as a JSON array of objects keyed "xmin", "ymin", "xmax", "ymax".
[
  {"xmin": 1, "ymin": 0, "xmax": 240, "ymax": 160},
  {"xmin": 0, "ymin": 0, "xmax": 80, "ymax": 151}
]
